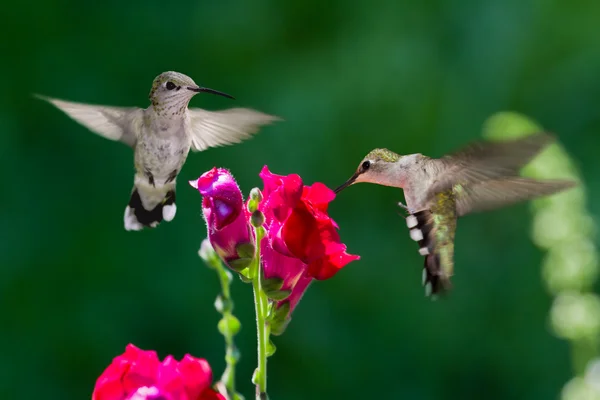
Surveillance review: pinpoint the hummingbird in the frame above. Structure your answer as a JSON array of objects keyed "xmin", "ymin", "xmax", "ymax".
[
  {"xmin": 334, "ymin": 133, "xmax": 576, "ymax": 297},
  {"xmin": 36, "ymin": 71, "xmax": 279, "ymax": 231}
]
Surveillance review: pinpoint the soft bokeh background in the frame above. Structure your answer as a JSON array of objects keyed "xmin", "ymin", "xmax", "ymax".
[{"xmin": 2, "ymin": 0, "xmax": 600, "ymax": 399}]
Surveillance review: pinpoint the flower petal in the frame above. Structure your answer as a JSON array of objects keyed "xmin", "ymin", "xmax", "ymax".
[
  {"xmin": 261, "ymin": 240, "xmax": 306, "ymax": 292},
  {"xmin": 308, "ymin": 249, "xmax": 361, "ymax": 280},
  {"xmin": 302, "ymin": 182, "xmax": 335, "ymax": 211},
  {"xmin": 179, "ymin": 355, "xmax": 213, "ymax": 400},
  {"xmin": 259, "ymin": 166, "xmax": 303, "ymax": 223},
  {"xmin": 93, "ymin": 345, "xmax": 161, "ymax": 400},
  {"xmin": 93, "ymin": 346, "xmax": 223, "ymax": 400}
]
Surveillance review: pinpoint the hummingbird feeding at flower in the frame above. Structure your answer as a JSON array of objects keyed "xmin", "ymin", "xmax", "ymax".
[
  {"xmin": 334, "ymin": 133, "xmax": 576, "ymax": 297},
  {"xmin": 36, "ymin": 71, "xmax": 279, "ymax": 231}
]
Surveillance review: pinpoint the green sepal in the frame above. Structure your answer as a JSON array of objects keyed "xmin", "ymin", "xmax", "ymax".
[
  {"xmin": 264, "ymin": 288, "xmax": 291, "ymax": 301},
  {"xmin": 270, "ymin": 301, "xmax": 277, "ymax": 317},
  {"xmin": 270, "ymin": 302, "xmax": 291, "ymax": 336},
  {"xmin": 260, "ymin": 268, "xmax": 291, "ymax": 300},
  {"xmin": 236, "ymin": 242, "xmax": 255, "ymax": 259},
  {"xmin": 238, "ymin": 268, "xmax": 252, "ymax": 282},
  {"xmin": 228, "ymin": 258, "xmax": 253, "ymax": 272}
]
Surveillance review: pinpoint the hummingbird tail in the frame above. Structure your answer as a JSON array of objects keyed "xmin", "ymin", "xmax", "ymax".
[
  {"xmin": 406, "ymin": 210, "xmax": 453, "ymax": 297},
  {"xmin": 124, "ymin": 187, "xmax": 177, "ymax": 231}
]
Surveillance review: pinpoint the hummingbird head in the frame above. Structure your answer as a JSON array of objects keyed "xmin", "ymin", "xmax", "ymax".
[
  {"xmin": 148, "ymin": 71, "xmax": 235, "ymax": 115},
  {"xmin": 334, "ymin": 148, "xmax": 402, "ymax": 193}
]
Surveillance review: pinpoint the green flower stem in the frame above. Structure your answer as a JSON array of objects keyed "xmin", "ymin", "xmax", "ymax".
[
  {"xmin": 200, "ymin": 241, "xmax": 243, "ymax": 400},
  {"xmin": 250, "ymin": 227, "xmax": 269, "ymax": 399},
  {"xmin": 215, "ymin": 263, "xmax": 242, "ymax": 399}
]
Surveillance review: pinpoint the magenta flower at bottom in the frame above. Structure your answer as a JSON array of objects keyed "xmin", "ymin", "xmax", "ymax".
[
  {"xmin": 92, "ymin": 344, "xmax": 224, "ymax": 400},
  {"xmin": 190, "ymin": 167, "xmax": 255, "ymax": 271}
]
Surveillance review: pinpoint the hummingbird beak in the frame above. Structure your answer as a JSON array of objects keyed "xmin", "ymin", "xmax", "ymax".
[
  {"xmin": 334, "ymin": 172, "xmax": 360, "ymax": 194},
  {"xmin": 187, "ymin": 86, "xmax": 235, "ymax": 99}
]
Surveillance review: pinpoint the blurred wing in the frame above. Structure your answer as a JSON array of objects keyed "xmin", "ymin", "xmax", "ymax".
[
  {"xmin": 188, "ymin": 108, "xmax": 281, "ymax": 152},
  {"xmin": 428, "ymin": 132, "xmax": 555, "ymax": 197},
  {"xmin": 36, "ymin": 94, "xmax": 141, "ymax": 147},
  {"xmin": 455, "ymin": 177, "xmax": 576, "ymax": 217},
  {"xmin": 405, "ymin": 191, "xmax": 457, "ymax": 297}
]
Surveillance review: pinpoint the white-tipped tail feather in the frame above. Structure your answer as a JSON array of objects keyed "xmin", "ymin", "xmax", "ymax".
[
  {"xmin": 124, "ymin": 206, "xmax": 144, "ymax": 231},
  {"xmin": 124, "ymin": 186, "xmax": 176, "ymax": 231},
  {"xmin": 162, "ymin": 204, "xmax": 177, "ymax": 222}
]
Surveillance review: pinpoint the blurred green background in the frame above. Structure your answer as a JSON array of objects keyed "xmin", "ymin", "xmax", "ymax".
[{"xmin": 2, "ymin": 0, "xmax": 600, "ymax": 399}]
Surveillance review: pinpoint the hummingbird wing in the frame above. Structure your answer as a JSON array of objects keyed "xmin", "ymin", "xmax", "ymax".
[
  {"xmin": 427, "ymin": 132, "xmax": 555, "ymax": 197},
  {"xmin": 406, "ymin": 190, "xmax": 457, "ymax": 297},
  {"xmin": 35, "ymin": 95, "xmax": 141, "ymax": 147},
  {"xmin": 188, "ymin": 108, "xmax": 280, "ymax": 152},
  {"xmin": 454, "ymin": 177, "xmax": 576, "ymax": 216}
]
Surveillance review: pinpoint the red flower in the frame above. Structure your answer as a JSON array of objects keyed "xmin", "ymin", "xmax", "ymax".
[
  {"xmin": 92, "ymin": 344, "xmax": 224, "ymax": 400},
  {"xmin": 259, "ymin": 166, "xmax": 359, "ymax": 281},
  {"xmin": 258, "ymin": 166, "xmax": 359, "ymax": 334}
]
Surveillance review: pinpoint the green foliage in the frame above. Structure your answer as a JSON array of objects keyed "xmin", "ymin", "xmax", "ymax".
[{"xmin": 484, "ymin": 112, "xmax": 600, "ymax": 398}]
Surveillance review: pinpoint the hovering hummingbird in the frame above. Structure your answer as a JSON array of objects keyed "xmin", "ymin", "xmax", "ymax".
[
  {"xmin": 334, "ymin": 133, "xmax": 576, "ymax": 297},
  {"xmin": 36, "ymin": 71, "xmax": 279, "ymax": 231}
]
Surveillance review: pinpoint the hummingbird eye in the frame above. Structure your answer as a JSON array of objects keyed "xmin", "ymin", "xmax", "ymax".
[
  {"xmin": 166, "ymin": 81, "xmax": 176, "ymax": 90},
  {"xmin": 361, "ymin": 160, "xmax": 371, "ymax": 171}
]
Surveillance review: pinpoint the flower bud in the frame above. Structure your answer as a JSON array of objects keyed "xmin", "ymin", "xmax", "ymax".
[
  {"xmin": 251, "ymin": 210, "xmax": 265, "ymax": 228},
  {"xmin": 250, "ymin": 187, "xmax": 263, "ymax": 202},
  {"xmin": 191, "ymin": 168, "xmax": 255, "ymax": 272},
  {"xmin": 218, "ymin": 314, "xmax": 241, "ymax": 337},
  {"xmin": 247, "ymin": 188, "xmax": 263, "ymax": 213}
]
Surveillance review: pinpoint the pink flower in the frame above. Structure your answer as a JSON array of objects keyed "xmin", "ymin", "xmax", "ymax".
[
  {"xmin": 258, "ymin": 166, "xmax": 359, "ymax": 334},
  {"xmin": 92, "ymin": 344, "xmax": 224, "ymax": 400},
  {"xmin": 259, "ymin": 166, "xmax": 359, "ymax": 281},
  {"xmin": 190, "ymin": 168, "xmax": 254, "ymax": 271}
]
